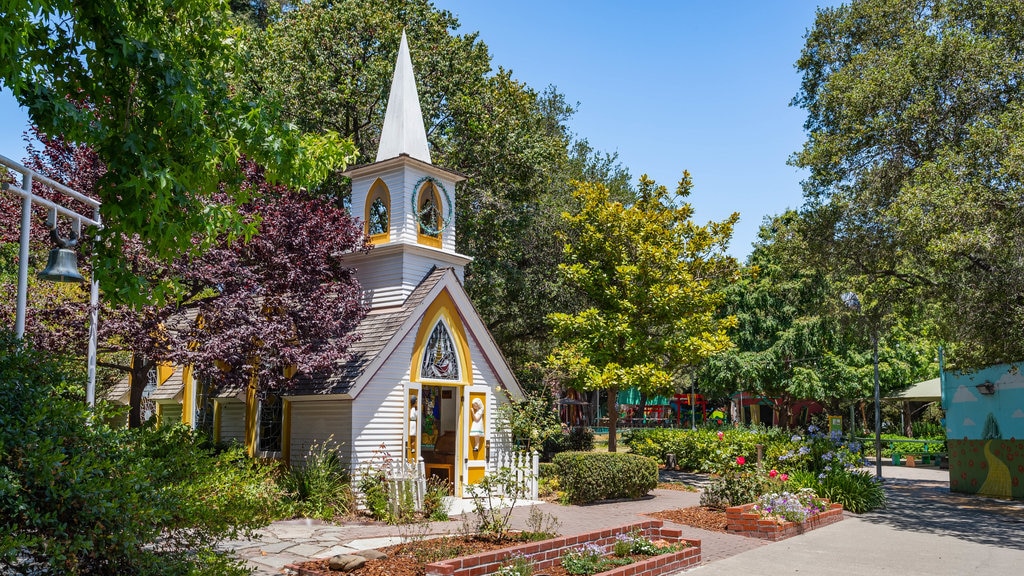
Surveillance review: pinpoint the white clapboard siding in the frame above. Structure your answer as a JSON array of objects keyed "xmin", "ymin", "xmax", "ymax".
[
  {"xmin": 288, "ymin": 400, "xmax": 352, "ymax": 468},
  {"xmin": 350, "ymin": 337, "xmax": 415, "ymax": 477},
  {"xmin": 357, "ymin": 250, "xmax": 459, "ymax": 309},
  {"xmin": 218, "ymin": 400, "xmax": 246, "ymax": 445}
]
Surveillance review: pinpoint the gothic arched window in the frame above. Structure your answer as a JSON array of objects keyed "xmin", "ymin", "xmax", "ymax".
[{"xmin": 419, "ymin": 320, "xmax": 459, "ymax": 380}]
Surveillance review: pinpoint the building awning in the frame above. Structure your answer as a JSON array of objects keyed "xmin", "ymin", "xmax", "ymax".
[{"xmin": 889, "ymin": 377, "xmax": 941, "ymax": 402}]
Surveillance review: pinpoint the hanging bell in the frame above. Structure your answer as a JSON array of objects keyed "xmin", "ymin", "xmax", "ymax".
[
  {"xmin": 38, "ymin": 226, "xmax": 85, "ymax": 283},
  {"xmin": 38, "ymin": 247, "xmax": 85, "ymax": 283}
]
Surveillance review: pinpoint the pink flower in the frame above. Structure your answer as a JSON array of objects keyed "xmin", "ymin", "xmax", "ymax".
[
  {"xmin": 780, "ymin": 473, "xmax": 789, "ymax": 482},
  {"xmin": 769, "ymin": 469, "xmax": 778, "ymax": 479},
  {"xmin": 736, "ymin": 456, "xmax": 746, "ymax": 466},
  {"xmin": 717, "ymin": 431, "xmax": 724, "ymax": 440}
]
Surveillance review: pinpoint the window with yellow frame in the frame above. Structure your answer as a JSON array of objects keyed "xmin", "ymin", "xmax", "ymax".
[
  {"xmin": 416, "ymin": 181, "xmax": 443, "ymax": 248},
  {"xmin": 365, "ymin": 178, "xmax": 390, "ymax": 244}
]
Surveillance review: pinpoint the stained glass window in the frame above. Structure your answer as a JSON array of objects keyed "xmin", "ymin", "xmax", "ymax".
[
  {"xmin": 368, "ymin": 197, "xmax": 388, "ymax": 236},
  {"xmin": 420, "ymin": 321, "xmax": 459, "ymax": 380},
  {"xmin": 194, "ymin": 376, "xmax": 215, "ymax": 436}
]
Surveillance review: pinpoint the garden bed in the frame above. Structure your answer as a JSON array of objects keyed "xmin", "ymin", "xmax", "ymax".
[
  {"xmin": 424, "ymin": 521, "xmax": 699, "ymax": 576},
  {"xmin": 726, "ymin": 501, "xmax": 844, "ymax": 541},
  {"xmin": 283, "ymin": 521, "xmax": 700, "ymax": 576}
]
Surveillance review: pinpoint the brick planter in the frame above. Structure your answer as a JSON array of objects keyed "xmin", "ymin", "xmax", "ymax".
[
  {"xmin": 726, "ymin": 501, "xmax": 844, "ymax": 541},
  {"xmin": 424, "ymin": 520, "xmax": 700, "ymax": 576}
]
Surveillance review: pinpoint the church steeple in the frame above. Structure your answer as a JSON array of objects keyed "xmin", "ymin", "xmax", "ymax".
[
  {"xmin": 376, "ymin": 30, "xmax": 432, "ymax": 164},
  {"xmin": 343, "ymin": 31, "xmax": 472, "ymax": 310}
]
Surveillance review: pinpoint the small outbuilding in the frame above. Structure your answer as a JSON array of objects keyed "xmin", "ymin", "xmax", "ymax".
[{"xmin": 108, "ymin": 33, "xmax": 525, "ymax": 497}]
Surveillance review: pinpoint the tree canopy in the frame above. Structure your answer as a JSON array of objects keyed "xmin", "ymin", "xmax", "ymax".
[
  {"xmin": 548, "ymin": 174, "xmax": 738, "ymax": 451},
  {"xmin": 700, "ymin": 212, "xmax": 936, "ymax": 420},
  {"xmin": 1, "ymin": 133, "xmax": 368, "ymax": 426},
  {"xmin": 792, "ymin": 0, "xmax": 1024, "ymax": 368},
  {"xmin": 0, "ymin": 0, "xmax": 356, "ymax": 304}
]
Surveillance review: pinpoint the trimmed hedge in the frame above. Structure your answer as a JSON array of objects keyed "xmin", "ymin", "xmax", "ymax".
[{"xmin": 553, "ymin": 451, "xmax": 658, "ymax": 504}]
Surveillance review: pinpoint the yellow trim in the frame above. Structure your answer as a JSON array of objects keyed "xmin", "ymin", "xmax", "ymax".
[
  {"xmin": 155, "ymin": 403, "xmax": 163, "ymax": 427},
  {"xmin": 245, "ymin": 381, "xmax": 258, "ymax": 457},
  {"xmin": 365, "ymin": 178, "xmax": 391, "ymax": 245},
  {"xmin": 283, "ymin": 364, "xmax": 298, "ymax": 379},
  {"xmin": 468, "ymin": 391, "xmax": 486, "ymax": 461},
  {"xmin": 410, "ymin": 288, "xmax": 472, "ymax": 385},
  {"xmin": 156, "ymin": 362, "xmax": 173, "ymax": 386},
  {"xmin": 181, "ymin": 365, "xmax": 194, "ymax": 426},
  {"xmin": 282, "ymin": 399, "xmax": 292, "ymax": 466},
  {"xmin": 213, "ymin": 400, "xmax": 222, "ymax": 444},
  {"xmin": 416, "ymin": 181, "xmax": 443, "ymax": 248}
]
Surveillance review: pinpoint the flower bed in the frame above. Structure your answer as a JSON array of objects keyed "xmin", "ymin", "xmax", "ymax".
[
  {"xmin": 425, "ymin": 521, "xmax": 700, "ymax": 576},
  {"xmin": 726, "ymin": 501, "xmax": 844, "ymax": 541}
]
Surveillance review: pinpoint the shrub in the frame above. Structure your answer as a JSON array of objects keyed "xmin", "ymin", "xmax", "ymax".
[
  {"xmin": 700, "ymin": 458, "xmax": 774, "ymax": 509},
  {"xmin": 788, "ymin": 470, "xmax": 886, "ymax": 514},
  {"xmin": 0, "ymin": 333, "xmax": 273, "ymax": 575},
  {"xmin": 553, "ymin": 452, "xmax": 658, "ymax": 504},
  {"xmin": 423, "ymin": 476, "xmax": 452, "ymax": 521},
  {"xmin": 281, "ymin": 438, "xmax": 353, "ymax": 521},
  {"xmin": 566, "ymin": 426, "xmax": 595, "ymax": 452}
]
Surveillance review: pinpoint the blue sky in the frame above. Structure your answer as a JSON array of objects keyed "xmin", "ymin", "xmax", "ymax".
[{"xmin": 0, "ymin": 1, "xmax": 833, "ymax": 259}]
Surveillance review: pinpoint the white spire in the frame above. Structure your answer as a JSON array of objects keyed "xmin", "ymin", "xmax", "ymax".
[{"xmin": 376, "ymin": 30, "xmax": 432, "ymax": 164}]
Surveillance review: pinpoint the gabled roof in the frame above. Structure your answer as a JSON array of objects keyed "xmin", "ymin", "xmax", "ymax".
[
  {"xmin": 376, "ymin": 30, "xmax": 431, "ymax": 164},
  {"xmin": 284, "ymin": 267, "xmax": 445, "ymax": 396},
  {"xmin": 286, "ymin": 267, "xmax": 524, "ymax": 400}
]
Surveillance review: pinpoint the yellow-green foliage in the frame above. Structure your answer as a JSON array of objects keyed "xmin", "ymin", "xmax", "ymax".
[
  {"xmin": 547, "ymin": 175, "xmax": 739, "ymax": 450},
  {"xmin": 553, "ymin": 451, "xmax": 658, "ymax": 504}
]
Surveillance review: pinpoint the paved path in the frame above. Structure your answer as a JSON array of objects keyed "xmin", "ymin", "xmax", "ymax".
[{"xmin": 227, "ymin": 464, "xmax": 1024, "ymax": 575}]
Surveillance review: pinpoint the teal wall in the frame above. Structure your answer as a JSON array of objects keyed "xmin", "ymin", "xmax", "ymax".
[{"xmin": 942, "ymin": 362, "xmax": 1024, "ymax": 441}]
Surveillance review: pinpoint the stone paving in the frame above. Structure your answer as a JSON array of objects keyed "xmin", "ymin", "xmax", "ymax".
[{"xmin": 225, "ymin": 463, "xmax": 1024, "ymax": 575}]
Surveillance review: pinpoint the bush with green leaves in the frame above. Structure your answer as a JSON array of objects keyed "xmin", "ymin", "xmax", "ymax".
[
  {"xmin": 787, "ymin": 469, "xmax": 886, "ymax": 514},
  {"xmin": 280, "ymin": 438, "xmax": 353, "ymax": 521},
  {"xmin": 0, "ymin": 332, "xmax": 282, "ymax": 575},
  {"xmin": 699, "ymin": 457, "xmax": 775, "ymax": 509},
  {"xmin": 553, "ymin": 452, "xmax": 658, "ymax": 504},
  {"xmin": 624, "ymin": 426, "xmax": 797, "ymax": 473}
]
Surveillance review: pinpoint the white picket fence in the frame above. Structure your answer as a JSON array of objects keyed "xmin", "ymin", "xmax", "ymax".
[
  {"xmin": 493, "ymin": 450, "xmax": 540, "ymax": 501},
  {"xmin": 387, "ymin": 450, "xmax": 539, "ymax": 512},
  {"xmin": 385, "ymin": 458, "xmax": 425, "ymax": 516}
]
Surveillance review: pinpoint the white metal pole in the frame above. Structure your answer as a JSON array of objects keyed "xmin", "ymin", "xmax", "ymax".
[{"xmin": 15, "ymin": 174, "xmax": 32, "ymax": 339}]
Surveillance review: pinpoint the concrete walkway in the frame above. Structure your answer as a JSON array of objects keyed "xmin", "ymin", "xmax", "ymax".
[{"xmin": 227, "ymin": 464, "xmax": 1024, "ymax": 575}]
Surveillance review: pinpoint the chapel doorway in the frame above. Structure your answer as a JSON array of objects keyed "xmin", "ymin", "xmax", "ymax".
[{"xmin": 419, "ymin": 384, "xmax": 459, "ymax": 492}]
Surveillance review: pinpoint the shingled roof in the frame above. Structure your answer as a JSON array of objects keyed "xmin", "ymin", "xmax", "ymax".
[{"xmin": 280, "ymin": 267, "xmax": 447, "ymax": 397}]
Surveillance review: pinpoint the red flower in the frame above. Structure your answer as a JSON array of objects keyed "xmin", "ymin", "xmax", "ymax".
[
  {"xmin": 780, "ymin": 473, "xmax": 789, "ymax": 482},
  {"xmin": 769, "ymin": 469, "xmax": 778, "ymax": 479},
  {"xmin": 717, "ymin": 431, "xmax": 724, "ymax": 441},
  {"xmin": 736, "ymin": 456, "xmax": 746, "ymax": 466}
]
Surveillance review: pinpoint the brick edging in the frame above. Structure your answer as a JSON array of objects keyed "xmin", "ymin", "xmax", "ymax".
[
  {"xmin": 283, "ymin": 521, "xmax": 702, "ymax": 576},
  {"xmin": 726, "ymin": 501, "xmax": 844, "ymax": 541},
  {"xmin": 424, "ymin": 521, "xmax": 701, "ymax": 576}
]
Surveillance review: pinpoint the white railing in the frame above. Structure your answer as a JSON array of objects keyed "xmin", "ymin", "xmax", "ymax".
[{"xmin": 494, "ymin": 450, "xmax": 540, "ymax": 500}]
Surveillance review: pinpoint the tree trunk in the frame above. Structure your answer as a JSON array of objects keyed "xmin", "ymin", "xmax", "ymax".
[
  {"xmin": 607, "ymin": 386, "xmax": 619, "ymax": 453},
  {"xmin": 128, "ymin": 354, "xmax": 154, "ymax": 428},
  {"xmin": 903, "ymin": 401, "xmax": 913, "ymax": 437}
]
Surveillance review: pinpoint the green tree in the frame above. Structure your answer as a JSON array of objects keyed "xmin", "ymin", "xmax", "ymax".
[
  {"xmin": 0, "ymin": 0, "xmax": 355, "ymax": 304},
  {"xmin": 701, "ymin": 212, "xmax": 936, "ymax": 422},
  {"xmin": 242, "ymin": 0, "xmax": 633, "ymax": 383},
  {"xmin": 792, "ymin": 0, "xmax": 1024, "ymax": 368},
  {"xmin": 548, "ymin": 174, "xmax": 739, "ymax": 451}
]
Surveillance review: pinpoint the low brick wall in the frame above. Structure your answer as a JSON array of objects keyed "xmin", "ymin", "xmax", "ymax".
[
  {"xmin": 425, "ymin": 520, "xmax": 701, "ymax": 576},
  {"xmin": 726, "ymin": 502, "xmax": 844, "ymax": 541}
]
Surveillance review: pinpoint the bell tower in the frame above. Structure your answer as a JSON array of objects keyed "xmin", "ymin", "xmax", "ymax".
[{"xmin": 344, "ymin": 31, "xmax": 472, "ymax": 309}]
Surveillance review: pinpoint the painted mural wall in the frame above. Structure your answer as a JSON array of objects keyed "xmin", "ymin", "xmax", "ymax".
[{"xmin": 942, "ymin": 362, "xmax": 1024, "ymax": 499}]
